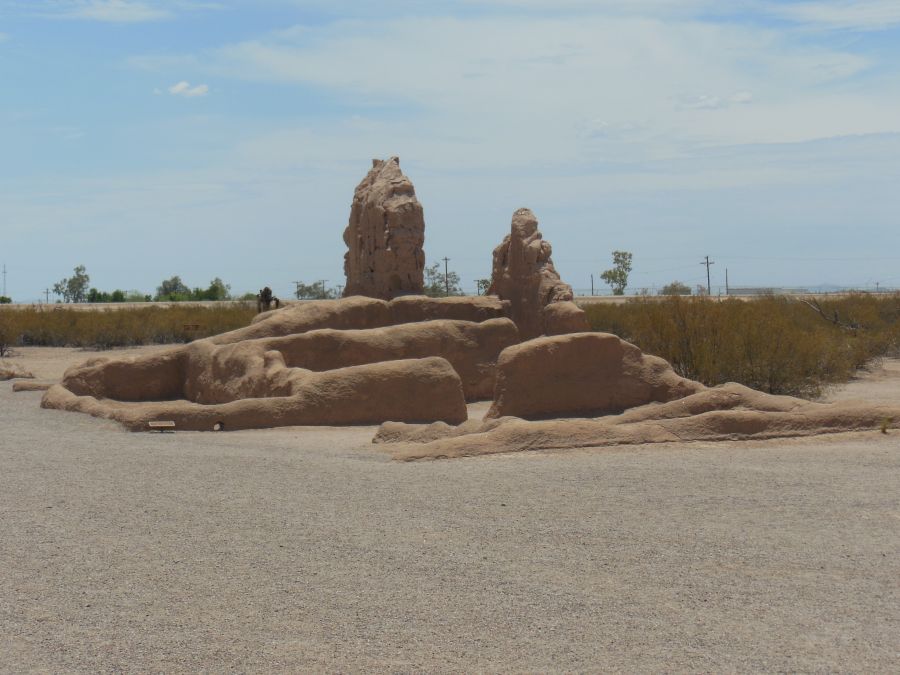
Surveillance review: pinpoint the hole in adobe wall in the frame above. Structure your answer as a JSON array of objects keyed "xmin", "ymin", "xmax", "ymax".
[{"xmin": 213, "ymin": 421, "xmax": 225, "ymax": 431}]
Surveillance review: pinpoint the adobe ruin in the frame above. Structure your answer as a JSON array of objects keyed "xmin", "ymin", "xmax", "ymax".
[
  {"xmin": 342, "ymin": 157, "xmax": 426, "ymax": 300},
  {"xmin": 36, "ymin": 157, "xmax": 900, "ymax": 454}
]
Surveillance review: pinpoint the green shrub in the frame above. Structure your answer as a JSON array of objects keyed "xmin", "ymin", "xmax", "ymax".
[{"xmin": 659, "ymin": 281, "xmax": 691, "ymax": 296}]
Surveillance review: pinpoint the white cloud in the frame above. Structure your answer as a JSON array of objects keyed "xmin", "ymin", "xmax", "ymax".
[
  {"xmin": 680, "ymin": 91, "xmax": 755, "ymax": 110},
  {"xmin": 51, "ymin": 126, "xmax": 87, "ymax": 141},
  {"xmin": 191, "ymin": 14, "xmax": 888, "ymax": 161},
  {"xmin": 769, "ymin": 0, "xmax": 900, "ymax": 30},
  {"xmin": 463, "ymin": 0, "xmax": 720, "ymax": 11},
  {"xmin": 168, "ymin": 81, "xmax": 209, "ymax": 97},
  {"xmin": 53, "ymin": 1, "xmax": 172, "ymax": 22},
  {"xmin": 729, "ymin": 91, "xmax": 754, "ymax": 105},
  {"xmin": 22, "ymin": 0, "xmax": 224, "ymax": 23},
  {"xmin": 686, "ymin": 94, "xmax": 725, "ymax": 110}
]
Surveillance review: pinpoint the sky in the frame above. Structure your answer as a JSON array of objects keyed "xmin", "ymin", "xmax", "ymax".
[{"xmin": 1, "ymin": 0, "xmax": 900, "ymax": 301}]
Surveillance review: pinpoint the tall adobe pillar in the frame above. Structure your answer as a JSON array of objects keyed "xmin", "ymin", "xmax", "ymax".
[
  {"xmin": 489, "ymin": 208, "xmax": 588, "ymax": 339},
  {"xmin": 342, "ymin": 157, "xmax": 426, "ymax": 299}
]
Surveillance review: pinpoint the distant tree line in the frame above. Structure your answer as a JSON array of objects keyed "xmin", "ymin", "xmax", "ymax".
[
  {"xmin": 292, "ymin": 262, "xmax": 479, "ymax": 300},
  {"xmin": 154, "ymin": 276, "xmax": 231, "ymax": 302},
  {"xmin": 86, "ymin": 289, "xmax": 152, "ymax": 303},
  {"xmin": 48, "ymin": 263, "xmax": 497, "ymax": 306},
  {"xmin": 51, "ymin": 266, "xmax": 240, "ymax": 303}
]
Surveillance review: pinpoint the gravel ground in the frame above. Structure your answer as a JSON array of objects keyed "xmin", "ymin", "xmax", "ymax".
[{"xmin": 1, "ymin": 348, "xmax": 899, "ymax": 672}]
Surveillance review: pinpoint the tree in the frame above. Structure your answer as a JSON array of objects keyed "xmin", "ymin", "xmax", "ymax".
[
  {"xmin": 0, "ymin": 296, "xmax": 11, "ymax": 304},
  {"xmin": 660, "ymin": 280, "xmax": 691, "ymax": 296},
  {"xmin": 86, "ymin": 288, "xmax": 128, "ymax": 303},
  {"xmin": 155, "ymin": 276, "xmax": 232, "ymax": 301},
  {"xmin": 87, "ymin": 288, "xmax": 105, "ymax": 303},
  {"xmin": 53, "ymin": 265, "xmax": 90, "ymax": 303},
  {"xmin": 196, "ymin": 277, "xmax": 231, "ymax": 301},
  {"xmin": 125, "ymin": 291, "xmax": 150, "ymax": 302},
  {"xmin": 155, "ymin": 276, "xmax": 191, "ymax": 301},
  {"xmin": 294, "ymin": 281, "xmax": 337, "ymax": 300},
  {"xmin": 423, "ymin": 262, "xmax": 463, "ymax": 297},
  {"xmin": 475, "ymin": 278, "xmax": 492, "ymax": 296},
  {"xmin": 600, "ymin": 251, "xmax": 632, "ymax": 296}
]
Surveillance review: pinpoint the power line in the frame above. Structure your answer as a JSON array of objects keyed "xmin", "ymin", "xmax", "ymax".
[
  {"xmin": 700, "ymin": 255, "xmax": 715, "ymax": 295},
  {"xmin": 442, "ymin": 257, "xmax": 450, "ymax": 297}
]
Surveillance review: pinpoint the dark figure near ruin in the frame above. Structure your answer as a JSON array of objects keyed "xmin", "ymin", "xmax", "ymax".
[{"xmin": 256, "ymin": 287, "xmax": 281, "ymax": 313}]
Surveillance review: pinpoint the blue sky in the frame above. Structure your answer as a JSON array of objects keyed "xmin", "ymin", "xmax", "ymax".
[{"xmin": 2, "ymin": 0, "xmax": 900, "ymax": 300}]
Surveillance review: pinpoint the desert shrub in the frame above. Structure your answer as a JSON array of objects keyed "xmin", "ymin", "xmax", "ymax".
[
  {"xmin": 583, "ymin": 293, "xmax": 900, "ymax": 398},
  {"xmin": 0, "ymin": 303, "xmax": 256, "ymax": 350},
  {"xmin": 659, "ymin": 281, "xmax": 691, "ymax": 296},
  {"xmin": 0, "ymin": 311, "xmax": 21, "ymax": 356}
]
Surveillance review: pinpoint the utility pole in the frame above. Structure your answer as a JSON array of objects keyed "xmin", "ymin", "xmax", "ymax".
[
  {"xmin": 442, "ymin": 257, "xmax": 450, "ymax": 296},
  {"xmin": 725, "ymin": 268, "xmax": 729, "ymax": 296},
  {"xmin": 700, "ymin": 256, "xmax": 715, "ymax": 296},
  {"xmin": 292, "ymin": 281, "xmax": 302, "ymax": 299},
  {"xmin": 319, "ymin": 280, "xmax": 328, "ymax": 299},
  {"xmin": 591, "ymin": 274, "xmax": 594, "ymax": 296},
  {"xmin": 44, "ymin": 288, "xmax": 50, "ymax": 303}
]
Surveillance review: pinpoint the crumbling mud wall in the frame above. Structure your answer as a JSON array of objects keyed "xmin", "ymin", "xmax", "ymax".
[
  {"xmin": 373, "ymin": 331, "xmax": 900, "ymax": 459},
  {"xmin": 489, "ymin": 208, "xmax": 588, "ymax": 338},
  {"xmin": 0, "ymin": 363, "xmax": 34, "ymax": 381},
  {"xmin": 41, "ymin": 296, "xmax": 520, "ymax": 430},
  {"xmin": 376, "ymin": 379, "xmax": 900, "ymax": 461},
  {"xmin": 185, "ymin": 318, "xmax": 518, "ymax": 403},
  {"xmin": 342, "ymin": 157, "xmax": 426, "ymax": 299},
  {"xmin": 230, "ymin": 295, "xmax": 508, "ymax": 344},
  {"xmin": 45, "ymin": 357, "xmax": 468, "ymax": 431},
  {"xmin": 487, "ymin": 332, "xmax": 704, "ymax": 419}
]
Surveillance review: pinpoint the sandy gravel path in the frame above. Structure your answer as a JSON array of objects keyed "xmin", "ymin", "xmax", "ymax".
[{"xmin": 1, "ymin": 348, "xmax": 898, "ymax": 671}]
